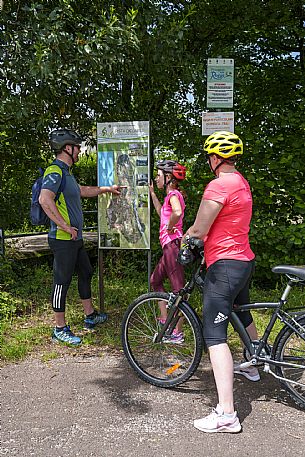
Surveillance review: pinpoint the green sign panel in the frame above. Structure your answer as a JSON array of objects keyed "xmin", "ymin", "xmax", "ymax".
[{"xmin": 207, "ymin": 58, "xmax": 234, "ymax": 108}]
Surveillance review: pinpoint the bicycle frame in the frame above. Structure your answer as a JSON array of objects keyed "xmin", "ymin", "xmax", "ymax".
[
  {"xmin": 155, "ymin": 255, "xmax": 305, "ymax": 389},
  {"xmin": 232, "ymin": 278, "xmax": 305, "ymax": 388},
  {"xmin": 153, "ymin": 258, "xmax": 205, "ymax": 344}
]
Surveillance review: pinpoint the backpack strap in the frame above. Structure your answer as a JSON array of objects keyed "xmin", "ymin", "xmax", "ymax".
[
  {"xmin": 54, "ymin": 164, "xmax": 66, "ymax": 202},
  {"xmin": 45, "ymin": 162, "xmax": 67, "ymax": 201}
]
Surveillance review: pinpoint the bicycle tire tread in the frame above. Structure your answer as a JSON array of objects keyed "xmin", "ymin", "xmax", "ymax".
[
  {"xmin": 273, "ymin": 316, "xmax": 305, "ymax": 409},
  {"xmin": 121, "ymin": 292, "xmax": 203, "ymax": 388}
]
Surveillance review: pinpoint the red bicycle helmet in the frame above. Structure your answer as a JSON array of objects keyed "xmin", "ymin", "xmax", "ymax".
[{"xmin": 156, "ymin": 160, "xmax": 186, "ymax": 180}]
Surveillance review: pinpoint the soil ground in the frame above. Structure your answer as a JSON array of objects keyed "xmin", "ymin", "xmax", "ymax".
[{"xmin": 1, "ymin": 349, "xmax": 305, "ymax": 457}]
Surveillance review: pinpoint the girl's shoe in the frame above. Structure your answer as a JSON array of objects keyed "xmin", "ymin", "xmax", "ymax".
[{"xmin": 163, "ymin": 329, "xmax": 184, "ymax": 344}]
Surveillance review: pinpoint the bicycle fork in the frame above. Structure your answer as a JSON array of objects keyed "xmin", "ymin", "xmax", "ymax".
[{"xmin": 153, "ymin": 293, "xmax": 183, "ymax": 343}]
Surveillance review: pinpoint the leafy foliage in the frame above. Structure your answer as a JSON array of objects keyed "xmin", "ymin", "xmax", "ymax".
[{"xmin": 1, "ymin": 0, "xmax": 305, "ymax": 282}]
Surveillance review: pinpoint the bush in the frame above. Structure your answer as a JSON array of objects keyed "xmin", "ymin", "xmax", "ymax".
[{"xmin": 2, "ymin": 146, "xmax": 305, "ymax": 286}]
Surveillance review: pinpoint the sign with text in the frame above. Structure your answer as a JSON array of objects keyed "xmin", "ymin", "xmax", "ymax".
[
  {"xmin": 202, "ymin": 112, "xmax": 234, "ymax": 135},
  {"xmin": 207, "ymin": 58, "xmax": 234, "ymax": 108},
  {"xmin": 97, "ymin": 121, "xmax": 150, "ymax": 250}
]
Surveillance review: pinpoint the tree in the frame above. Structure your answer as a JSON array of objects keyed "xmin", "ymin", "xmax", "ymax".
[
  {"xmin": 1, "ymin": 0, "xmax": 305, "ymax": 282},
  {"xmin": 0, "ymin": 0, "xmax": 139, "ymax": 228}
]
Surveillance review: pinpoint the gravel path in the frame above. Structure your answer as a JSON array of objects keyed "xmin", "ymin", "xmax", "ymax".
[{"xmin": 1, "ymin": 352, "xmax": 304, "ymax": 457}]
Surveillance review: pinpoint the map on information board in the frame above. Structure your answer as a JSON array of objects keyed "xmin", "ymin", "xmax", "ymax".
[{"xmin": 97, "ymin": 121, "xmax": 150, "ymax": 250}]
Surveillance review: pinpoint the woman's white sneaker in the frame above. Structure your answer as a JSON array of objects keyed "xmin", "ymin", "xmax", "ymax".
[
  {"xmin": 234, "ymin": 364, "xmax": 260, "ymax": 382},
  {"xmin": 194, "ymin": 405, "xmax": 242, "ymax": 433}
]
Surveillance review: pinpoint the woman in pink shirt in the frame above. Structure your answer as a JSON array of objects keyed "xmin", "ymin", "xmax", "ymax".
[
  {"xmin": 183, "ymin": 131, "xmax": 258, "ymax": 433},
  {"xmin": 149, "ymin": 160, "xmax": 186, "ymax": 343}
]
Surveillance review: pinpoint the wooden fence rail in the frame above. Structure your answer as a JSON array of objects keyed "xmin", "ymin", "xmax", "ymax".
[{"xmin": 3, "ymin": 232, "xmax": 98, "ymax": 258}]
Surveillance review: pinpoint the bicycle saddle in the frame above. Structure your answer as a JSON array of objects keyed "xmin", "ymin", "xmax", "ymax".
[{"xmin": 272, "ymin": 265, "xmax": 305, "ymax": 280}]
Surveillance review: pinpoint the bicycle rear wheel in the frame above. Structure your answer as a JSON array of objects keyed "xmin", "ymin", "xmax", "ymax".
[
  {"xmin": 274, "ymin": 316, "xmax": 305, "ymax": 408},
  {"xmin": 121, "ymin": 292, "xmax": 203, "ymax": 388}
]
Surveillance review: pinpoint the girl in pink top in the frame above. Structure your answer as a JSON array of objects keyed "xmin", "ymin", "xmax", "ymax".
[{"xmin": 149, "ymin": 160, "xmax": 186, "ymax": 342}]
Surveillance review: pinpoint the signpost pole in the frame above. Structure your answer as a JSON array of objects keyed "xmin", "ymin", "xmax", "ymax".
[
  {"xmin": 98, "ymin": 248, "xmax": 105, "ymax": 312},
  {"xmin": 147, "ymin": 249, "xmax": 151, "ymax": 292}
]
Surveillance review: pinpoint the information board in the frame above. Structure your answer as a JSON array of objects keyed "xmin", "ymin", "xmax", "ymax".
[
  {"xmin": 207, "ymin": 58, "xmax": 234, "ymax": 108},
  {"xmin": 97, "ymin": 121, "xmax": 150, "ymax": 250},
  {"xmin": 202, "ymin": 112, "xmax": 234, "ymax": 135}
]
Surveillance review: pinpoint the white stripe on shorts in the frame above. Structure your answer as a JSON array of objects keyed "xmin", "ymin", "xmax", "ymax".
[{"xmin": 53, "ymin": 284, "xmax": 62, "ymax": 309}]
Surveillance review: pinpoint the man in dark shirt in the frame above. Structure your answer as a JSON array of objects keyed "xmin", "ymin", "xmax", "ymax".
[{"xmin": 40, "ymin": 128, "xmax": 123, "ymax": 345}]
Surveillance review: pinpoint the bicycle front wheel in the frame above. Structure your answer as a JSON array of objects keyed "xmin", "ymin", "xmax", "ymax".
[
  {"xmin": 274, "ymin": 316, "xmax": 305, "ymax": 408},
  {"xmin": 121, "ymin": 292, "xmax": 203, "ymax": 388}
]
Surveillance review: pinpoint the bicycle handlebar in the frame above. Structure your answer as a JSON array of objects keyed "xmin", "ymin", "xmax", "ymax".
[{"xmin": 178, "ymin": 236, "xmax": 204, "ymax": 266}]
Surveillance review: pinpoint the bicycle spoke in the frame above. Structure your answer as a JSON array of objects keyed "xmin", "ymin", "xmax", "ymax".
[
  {"xmin": 122, "ymin": 293, "xmax": 203, "ymax": 386},
  {"xmin": 275, "ymin": 322, "xmax": 305, "ymax": 407}
]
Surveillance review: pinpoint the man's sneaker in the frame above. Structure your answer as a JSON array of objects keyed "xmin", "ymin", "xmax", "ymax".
[
  {"xmin": 84, "ymin": 311, "xmax": 108, "ymax": 330},
  {"xmin": 194, "ymin": 404, "xmax": 241, "ymax": 434},
  {"xmin": 234, "ymin": 364, "xmax": 260, "ymax": 382},
  {"xmin": 52, "ymin": 325, "xmax": 81, "ymax": 345},
  {"xmin": 163, "ymin": 330, "xmax": 184, "ymax": 344}
]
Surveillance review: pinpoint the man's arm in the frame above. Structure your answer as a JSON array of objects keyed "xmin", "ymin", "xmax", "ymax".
[
  {"xmin": 39, "ymin": 189, "xmax": 78, "ymax": 240},
  {"xmin": 183, "ymin": 198, "xmax": 223, "ymax": 241},
  {"xmin": 79, "ymin": 185, "xmax": 125, "ymax": 198}
]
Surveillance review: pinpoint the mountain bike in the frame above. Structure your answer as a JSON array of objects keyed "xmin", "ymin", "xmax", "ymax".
[{"xmin": 121, "ymin": 237, "xmax": 305, "ymax": 409}]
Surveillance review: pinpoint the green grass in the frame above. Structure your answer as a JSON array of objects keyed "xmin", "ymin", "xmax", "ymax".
[
  {"xmin": 0, "ymin": 320, "xmax": 51, "ymax": 361},
  {"xmin": 0, "ymin": 264, "xmax": 149, "ymax": 363},
  {"xmin": 1, "ymin": 262, "xmax": 305, "ymax": 363}
]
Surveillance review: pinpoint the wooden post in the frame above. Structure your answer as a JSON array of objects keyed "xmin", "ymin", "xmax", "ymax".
[{"xmin": 0, "ymin": 228, "xmax": 4, "ymax": 256}]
